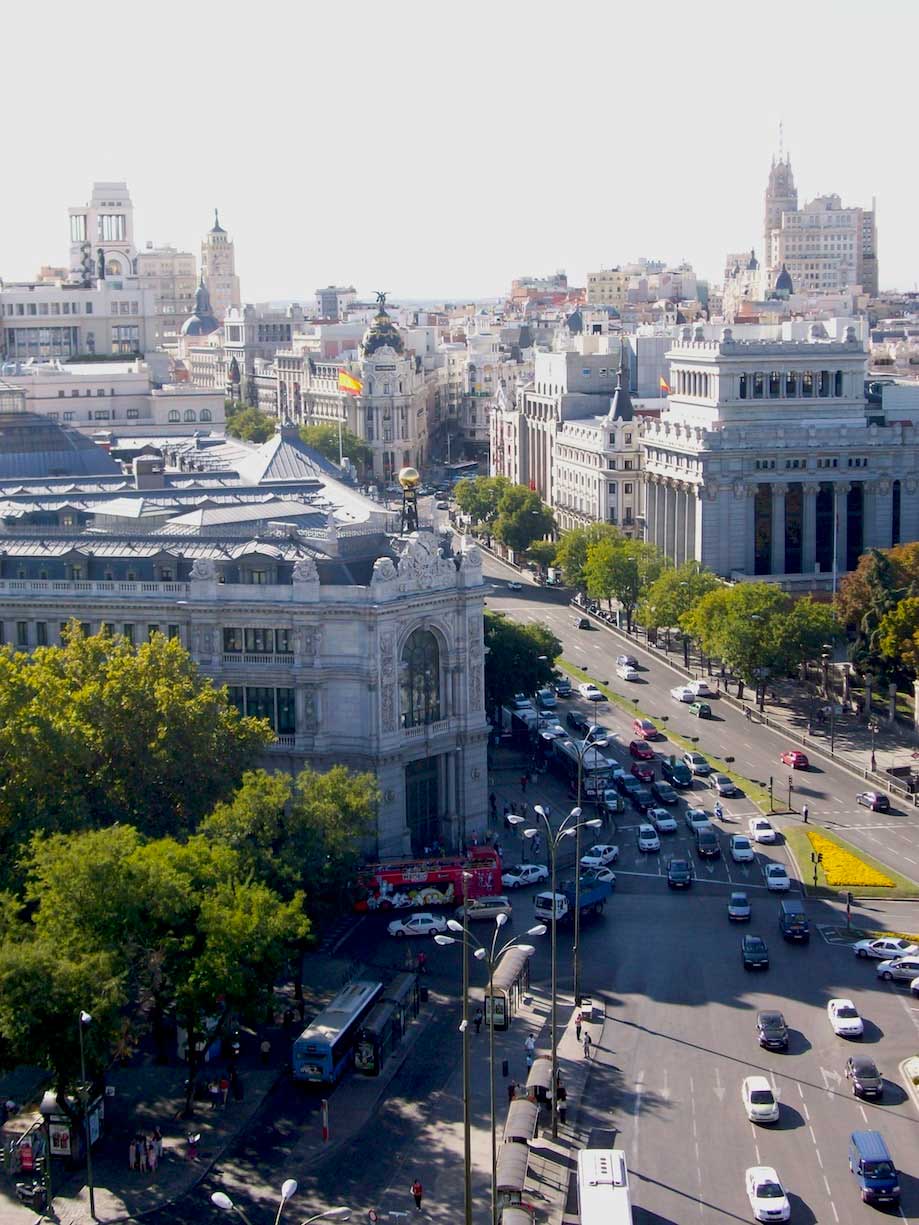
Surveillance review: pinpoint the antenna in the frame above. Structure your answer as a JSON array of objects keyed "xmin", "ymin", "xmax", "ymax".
[{"xmin": 778, "ymin": 120, "xmax": 784, "ymax": 162}]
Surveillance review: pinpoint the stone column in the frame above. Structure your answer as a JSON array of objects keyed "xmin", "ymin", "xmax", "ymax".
[
  {"xmin": 770, "ymin": 483, "xmax": 787, "ymax": 576},
  {"xmin": 802, "ymin": 483, "xmax": 819, "ymax": 573},
  {"xmin": 902, "ymin": 477, "xmax": 919, "ymax": 545},
  {"xmin": 834, "ymin": 482, "xmax": 851, "ymax": 576},
  {"xmin": 861, "ymin": 481, "xmax": 878, "ymax": 551},
  {"xmin": 675, "ymin": 486, "xmax": 687, "ymax": 565},
  {"xmin": 655, "ymin": 480, "xmax": 666, "ymax": 551},
  {"xmin": 874, "ymin": 479, "xmax": 893, "ymax": 550},
  {"xmin": 686, "ymin": 488, "xmax": 698, "ymax": 563}
]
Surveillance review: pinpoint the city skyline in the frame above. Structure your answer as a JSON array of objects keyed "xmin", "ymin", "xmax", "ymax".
[{"xmin": 3, "ymin": 0, "xmax": 916, "ymax": 301}]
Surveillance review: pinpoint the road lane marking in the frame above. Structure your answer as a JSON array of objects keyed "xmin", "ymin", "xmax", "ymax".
[
  {"xmin": 815, "ymin": 1148, "xmax": 823, "ymax": 1168},
  {"xmin": 797, "ymin": 1083, "xmax": 804, "ymax": 1098},
  {"xmin": 802, "ymin": 1101, "xmax": 810, "ymax": 1120},
  {"xmin": 823, "ymin": 1176, "xmax": 832, "ymax": 1198},
  {"xmin": 809, "ymin": 1126, "xmax": 818, "ymax": 1146},
  {"xmin": 859, "ymin": 1105, "xmax": 868, "ymax": 1123},
  {"xmin": 830, "ymin": 1202, "xmax": 839, "ymax": 1222},
  {"xmin": 713, "ymin": 1066, "xmax": 725, "ymax": 1102},
  {"xmin": 633, "ymin": 1070, "xmax": 644, "ymax": 1165}
]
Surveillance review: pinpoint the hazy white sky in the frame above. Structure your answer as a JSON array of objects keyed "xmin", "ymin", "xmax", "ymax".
[{"xmin": 4, "ymin": 1, "xmax": 915, "ymax": 302}]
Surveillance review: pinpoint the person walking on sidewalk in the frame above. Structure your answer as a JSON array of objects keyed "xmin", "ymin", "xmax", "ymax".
[
  {"xmin": 411, "ymin": 1179, "xmax": 424, "ymax": 1211},
  {"xmin": 474, "ymin": 1007, "xmax": 483, "ymax": 1035},
  {"xmin": 575, "ymin": 1011, "xmax": 583, "ymax": 1042},
  {"xmin": 583, "ymin": 1031, "xmax": 593, "ymax": 1059},
  {"xmin": 524, "ymin": 1033, "xmax": 536, "ymax": 1057},
  {"xmin": 802, "ymin": 804, "xmax": 809, "ymax": 824}
]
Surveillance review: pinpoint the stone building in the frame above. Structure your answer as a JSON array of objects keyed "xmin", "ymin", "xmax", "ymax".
[{"xmin": 200, "ymin": 211, "xmax": 241, "ymax": 320}]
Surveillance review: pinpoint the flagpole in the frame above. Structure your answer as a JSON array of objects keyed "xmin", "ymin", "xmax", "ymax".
[{"xmin": 338, "ymin": 413, "xmax": 344, "ymax": 466}]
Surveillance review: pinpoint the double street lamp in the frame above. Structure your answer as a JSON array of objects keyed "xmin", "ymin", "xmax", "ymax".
[
  {"xmin": 571, "ymin": 729, "xmax": 610, "ymax": 1004},
  {"xmin": 436, "ymin": 914, "xmax": 545, "ymax": 1225},
  {"xmin": 511, "ymin": 804, "xmax": 602, "ymax": 1139},
  {"xmin": 77, "ymin": 1009, "xmax": 96, "ymax": 1221},
  {"xmin": 211, "ymin": 1185, "xmax": 351, "ymax": 1225}
]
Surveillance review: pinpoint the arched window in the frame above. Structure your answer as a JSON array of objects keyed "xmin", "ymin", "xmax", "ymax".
[
  {"xmin": 400, "ymin": 629, "xmax": 441, "ymax": 728},
  {"xmin": 168, "ymin": 409, "xmax": 180, "ymax": 422},
  {"xmin": 200, "ymin": 408, "xmax": 212, "ymax": 422},
  {"xmin": 184, "ymin": 409, "xmax": 197, "ymax": 422}
]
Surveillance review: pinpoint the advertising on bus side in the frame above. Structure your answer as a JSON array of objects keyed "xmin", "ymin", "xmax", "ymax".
[{"xmin": 353, "ymin": 847, "xmax": 502, "ymax": 911}]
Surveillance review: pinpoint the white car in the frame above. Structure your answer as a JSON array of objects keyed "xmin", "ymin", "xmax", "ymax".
[
  {"xmin": 748, "ymin": 817, "xmax": 776, "ymax": 844},
  {"xmin": 648, "ymin": 806, "xmax": 678, "ymax": 833},
  {"xmin": 583, "ymin": 866, "xmax": 617, "ymax": 884},
  {"xmin": 637, "ymin": 824, "xmax": 661, "ymax": 853},
  {"xmin": 387, "ymin": 912, "xmax": 448, "ymax": 938},
  {"xmin": 501, "ymin": 863, "xmax": 549, "ymax": 889},
  {"xmin": 730, "ymin": 834, "xmax": 755, "ymax": 863},
  {"xmin": 745, "ymin": 1167, "xmax": 790, "ymax": 1222},
  {"xmin": 827, "ymin": 997, "xmax": 864, "ymax": 1038},
  {"xmin": 670, "ymin": 685, "xmax": 695, "ymax": 703},
  {"xmin": 741, "ymin": 1075, "xmax": 780, "ymax": 1124},
  {"xmin": 764, "ymin": 863, "xmax": 791, "ymax": 892},
  {"xmin": 685, "ymin": 807, "xmax": 711, "ymax": 833},
  {"xmin": 854, "ymin": 937, "xmax": 919, "ymax": 960},
  {"xmin": 616, "ymin": 663, "xmax": 640, "ymax": 681},
  {"xmin": 876, "ymin": 956, "xmax": 919, "ymax": 982},
  {"xmin": 538, "ymin": 720, "xmax": 566, "ymax": 739},
  {"xmin": 682, "ymin": 751, "xmax": 712, "ymax": 776},
  {"xmin": 687, "ymin": 679, "xmax": 714, "ymax": 698},
  {"xmin": 578, "ymin": 682, "xmax": 604, "ymax": 701},
  {"xmin": 580, "ymin": 844, "xmax": 619, "ymax": 869},
  {"xmin": 507, "ymin": 581, "xmax": 522, "ymax": 591}
]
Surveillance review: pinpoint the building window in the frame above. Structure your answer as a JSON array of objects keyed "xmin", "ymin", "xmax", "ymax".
[
  {"xmin": 245, "ymin": 686, "xmax": 275, "ymax": 726},
  {"xmin": 168, "ymin": 409, "xmax": 180, "ymax": 423},
  {"xmin": 819, "ymin": 370, "xmax": 830, "ymax": 398},
  {"xmin": 277, "ymin": 688, "xmax": 296, "ymax": 735},
  {"xmin": 752, "ymin": 373, "xmax": 764, "ymax": 398},
  {"xmin": 168, "ymin": 625, "xmax": 180, "ymax": 641},
  {"xmin": 16, "ymin": 622, "xmax": 28, "ymax": 647},
  {"xmin": 802, "ymin": 371, "xmax": 814, "ymax": 397},
  {"xmin": 400, "ymin": 628, "xmax": 441, "ymax": 728},
  {"xmin": 102, "ymin": 623, "xmax": 116, "ymax": 636},
  {"xmin": 223, "ymin": 627, "xmax": 243, "ymax": 653},
  {"xmin": 147, "ymin": 624, "xmax": 160, "ymax": 640},
  {"xmin": 785, "ymin": 371, "xmax": 797, "ymax": 397},
  {"xmin": 244, "ymin": 628, "xmax": 272, "ymax": 653},
  {"xmin": 184, "ymin": 409, "xmax": 196, "ymax": 422},
  {"xmin": 36, "ymin": 622, "xmax": 47, "ymax": 646},
  {"xmin": 275, "ymin": 629, "xmax": 292, "ymax": 654},
  {"xmin": 624, "ymin": 483, "xmax": 633, "ymax": 494},
  {"xmin": 835, "ymin": 370, "xmax": 844, "ymax": 396},
  {"xmin": 200, "ymin": 409, "xmax": 212, "ymax": 422},
  {"xmin": 739, "ymin": 374, "xmax": 747, "ymax": 399},
  {"xmin": 123, "ymin": 624, "xmax": 135, "ymax": 644},
  {"xmin": 769, "ymin": 371, "xmax": 781, "ymax": 397},
  {"xmin": 127, "ymin": 408, "xmax": 139, "ymax": 419}
]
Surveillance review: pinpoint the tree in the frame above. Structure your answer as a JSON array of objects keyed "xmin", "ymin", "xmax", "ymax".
[
  {"xmin": 299, "ymin": 423, "xmax": 372, "ymax": 474},
  {"xmin": 225, "ymin": 404, "xmax": 276, "ymax": 443},
  {"xmin": 527, "ymin": 540, "xmax": 558, "ymax": 573},
  {"xmin": 453, "ymin": 476, "xmax": 510, "ymax": 526},
  {"xmin": 0, "ymin": 629, "xmax": 274, "ymax": 882},
  {"xmin": 553, "ymin": 524, "xmax": 622, "ymax": 589},
  {"xmin": 878, "ymin": 596, "xmax": 919, "ymax": 678},
  {"xmin": 493, "ymin": 486, "xmax": 555, "ymax": 553},
  {"xmin": 583, "ymin": 539, "xmax": 665, "ymax": 633},
  {"xmin": 484, "ymin": 612, "xmax": 561, "ymax": 711},
  {"xmin": 836, "ymin": 543, "xmax": 919, "ymax": 679},
  {"xmin": 638, "ymin": 561, "xmax": 721, "ymax": 642}
]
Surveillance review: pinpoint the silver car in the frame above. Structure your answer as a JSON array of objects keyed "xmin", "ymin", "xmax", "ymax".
[
  {"xmin": 876, "ymin": 956, "xmax": 919, "ymax": 982},
  {"xmin": 454, "ymin": 895, "xmax": 513, "ymax": 922}
]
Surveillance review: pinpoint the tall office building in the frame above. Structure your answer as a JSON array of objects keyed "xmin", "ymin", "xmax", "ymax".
[{"xmin": 200, "ymin": 211, "xmax": 241, "ymax": 319}]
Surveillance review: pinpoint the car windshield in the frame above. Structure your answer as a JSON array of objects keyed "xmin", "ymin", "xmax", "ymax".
[
  {"xmin": 749, "ymin": 1089, "xmax": 774, "ymax": 1104},
  {"xmin": 748, "ymin": 939, "xmax": 766, "ymax": 951},
  {"xmin": 865, "ymin": 1161, "xmax": 895, "ymax": 1178},
  {"xmin": 734, "ymin": 838, "xmax": 750, "ymax": 848},
  {"xmin": 854, "ymin": 1060, "xmax": 878, "ymax": 1077},
  {"xmin": 731, "ymin": 894, "xmax": 749, "ymax": 905},
  {"xmin": 754, "ymin": 821, "xmax": 769, "ymax": 830},
  {"xmin": 756, "ymin": 1182, "xmax": 783, "ymax": 1198},
  {"xmin": 893, "ymin": 940, "xmax": 913, "ymax": 950},
  {"xmin": 836, "ymin": 1005, "xmax": 858, "ymax": 1018},
  {"xmin": 768, "ymin": 866, "xmax": 785, "ymax": 875}
]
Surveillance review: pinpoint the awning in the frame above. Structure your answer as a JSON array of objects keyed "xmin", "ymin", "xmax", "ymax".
[
  {"xmin": 504, "ymin": 1098, "xmax": 539, "ymax": 1144},
  {"xmin": 490, "ymin": 946, "xmax": 533, "ymax": 996},
  {"xmin": 500, "ymin": 1208, "xmax": 533, "ymax": 1225},
  {"xmin": 526, "ymin": 1056, "xmax": 552, "ymax": 1091},
  {"xmin": 496, "ymin": 1141, "xmax": 529, "ymax": 1192}
]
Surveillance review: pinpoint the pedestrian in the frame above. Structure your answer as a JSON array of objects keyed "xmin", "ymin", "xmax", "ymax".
[
  {"xmin": 152, "ymin": 1126, "xmax": 163, "ymax": 1163},
  {"xmin": 575, "ymin": 1011, "xmax": 583, "ymax": 1041},
  {"xmin": 526, "ymin": 1051, "xmax": 533, "ymax": 1070},
  {"xmin": 260, "ymin": 1038, "xmax": 271, "ymax": 1066},
  {"xmin": 417, "ymin": 950, "xmax": 427, "ymax": 975},
  {"xmin": 411, "ymin": 1179, "xmax": 424, "ymax": 1211},
  {"xmin": 474, "ymin": 1007, "xmax": 483, "ymax": 1034},
  {"xmin": 128, "ymin": 1137, "xmax": 137, "ymax": 1170},
  {"xmin": 520, "ymin": 774, "xmax": 528, "ymax": 794},
  {"xmin": 801, "ymin": 803, "xmax": 809, "ymax": 823},
  {"xmin": 583, "ymin": 1032, "xmax": 592, "ymax": 1059},
  {"xmin": 147, "ymin": 1137, "xmax": 157, "ymax": 1174},
  {"xmin": 524, "ymin": 1033, "xmax": 536, "ymax": 1056},
  {"xmin": 138, "ymin": 1139, "xmax": 148, "ymax": 1173},
  {"xmin": 219, "ymin": 1074, "xmax": 230, "ymax": 1108},
  {"xmin": 186, "ymin": 1132, "xmax": 199, "ymax": 1162},
  {"xmin": 208, "ymin": 1079, "xmax": 220, "ymax": 1111},
  {"xmin": 507, "ymin": 1080, "xmax": 516, "ymax": 1104}
]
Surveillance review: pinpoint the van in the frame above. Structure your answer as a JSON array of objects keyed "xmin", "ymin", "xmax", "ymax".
[
  {"xmin": 454, "ymin": 896, "xmax": 513, "ymax": 922},
  {"xmin": 779, "ymin": 898, "xmax": 809, "ymax": 943},
  {"xmin": 616, "ymin": 663, "xmax": 639, "ymax": 681},
  {"xmin": 848, "ymin": 1131, "xmax": 900, "ymax": 1205}
]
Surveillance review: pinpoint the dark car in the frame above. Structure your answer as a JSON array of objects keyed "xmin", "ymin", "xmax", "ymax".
[
  {"xmin": 661, "ymin": 759, "xmax": 693, "ymax": 788},
  {"xmin": 743, "ymin": 934, "xmax": 770, "ymax": 970},
  {"xmin": 856, "ymin": 791, "xmax": 891, "ymax": 812},
  {"xmin": 757, "ymin": 1010, "xmax": 788, "ymax": 1049},
  {"xmin": 631, "ymin": 761, "xmax": 655, "ymax": 784},
  {"xmin": 632, "ymin": 787, "xmax": 654, "ymax": 812},
  {"xmin": 667, "ymin": 857, "xmax": 693, "ymax": 889},
  {"xmin": 846, "ymin": 1055, "xmax": 883, "ymax": 1099},
  {"xmin": 566, "ymin": 711, "xmax": 590, "ymax": 736},
  {"xmin": 629, "ymin": 740, "xmax": 655, "ymax": 761},
  {"xmin": 652, "ymin": 781, "xmax": 679, "ymax": 805},
  {"xmin": 617, "ymin": 774, "xmax": 642, "ymax": 800},
  {"xmin": 696, "ymin": 826, "xmax": 721, "ymax": 859}
]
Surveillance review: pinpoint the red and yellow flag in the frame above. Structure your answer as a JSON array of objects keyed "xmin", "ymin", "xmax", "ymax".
[
  {"xmin": 659, "ymin": 376, "xmax": 671, "ymax": 394},
  {"xmin": 338, "ymin": 369, "xmax": 363, "ymax": 395}
]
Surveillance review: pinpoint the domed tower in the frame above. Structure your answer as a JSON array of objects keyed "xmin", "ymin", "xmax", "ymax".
[
  {"xmin": 356, "ymin": 293, "xmax": 422, "ymax": 484},
  {"xmin": 361, "ymin": 296, "xmax": 406, "ymax": 358},
  {"xmin": 764, "ymin": 154, "xmax": 797, "ymax": 279},
  {"xmin": 200, "ymin": 209, "xmax": 241, "ymax": 320},
  {"xmin": 774, "ymin": 264, "xmax": 794, "ymax": 296},
  {"xmin": 181, "ymin": 277, "xmax": 221, "ymax": 338}
]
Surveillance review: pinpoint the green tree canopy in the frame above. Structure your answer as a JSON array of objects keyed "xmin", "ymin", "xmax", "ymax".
[
  {"xmin": 299, "ymin": 423, "xmax": 372, "ymax": 474},
  {"xmin": 553, "ymin": 524, "xmax": 622, "ymax": 589},
  {"xmin": 493, "ymin": 486, "xmax": 556, "ymax": 553},
  {"xmin": 583, "ymin": 538, "xmax": 665, "ymax": 632},
  {"xmin": 454, "ymin": 476, "xmax": 510, "ymax": 525},
  {"xmin": 638, "ymin": 561, "xmax": 721, "ymax": 632},
  {"xmin": 225, "ymin": 403, "xmax": 276, "ymax": 443},
  {"xmin": 526, "ymin": 540, "xmax": 558, "ymax": 571},
  {"xmin": 878, "ymin": 596, "xmax": 919, "ymax": 678},
  {"xmin": 836, "ymin": 544, "xmax": 919, "ymax": 680},
  {"xmin": 484, "ymin": 612, "xmax": 561, "ymax": 711}
]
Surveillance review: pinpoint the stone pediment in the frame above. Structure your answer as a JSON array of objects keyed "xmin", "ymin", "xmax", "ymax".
[{"xmin": 372, "ymin": 532, "xmax": 458, "ymax": 594}]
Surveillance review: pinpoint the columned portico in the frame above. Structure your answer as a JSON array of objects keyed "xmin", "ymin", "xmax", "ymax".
[
  {"xmin": 675, "ymin": 487, "xmax": 687, "ymax": 564},
  {"xmin": 834, "ymin": 482, "xmax": 850, "ymax": 578},
  {"xmin": 770, "ymin": 482, "xmax": 787, "ymax": 576}
]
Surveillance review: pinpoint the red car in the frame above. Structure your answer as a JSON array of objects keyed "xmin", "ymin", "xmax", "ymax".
[
  {"xmin": 629, "ymin": 740, "xmax": 655, "ymax": 761},
  {"xmin": 631, "ymin": 761, "xmax": 655, "ymax": 783},
  {"xmin": 633, "ymin": 718, "xmax": 660, "ymax": 740},
  {"xmin": 780, "ymin": 749, "xmax": 809, "ymax": 769}
]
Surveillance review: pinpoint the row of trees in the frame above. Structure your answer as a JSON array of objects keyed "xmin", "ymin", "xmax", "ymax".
[
  {"xmin": 454, "ymin": 476, "xmax": 556, "ymax": 553},
  {"xmin": 225, "ymin": 403, "xmax": 372, "ymax": 474}
]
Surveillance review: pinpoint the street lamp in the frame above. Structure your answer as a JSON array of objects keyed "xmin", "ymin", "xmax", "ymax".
[
  {"xmin": 77, "ymin": 1010, "xmax": 96, "ymax": 1220},
  {"xmin": 513, "ymin": 805, "xmax": 601, "ymax": 1139},
  {"xmin": 868, "ymin": 719, "xmax": 880, "ymax": 774},
  {"xmin": 436, "ymin": 917, "xmax": 545, "ymax": 1225},
  {"xmin": 211, "ymin": 1191, "xmax": 350, "ymax": 1225},
  {"xmin": 821, "ymin": 644, "xmax": 836, "ymax": 754},
  {"xmin": 572, "ymin": 729, "xmax": 609, "ymax": 1005}
]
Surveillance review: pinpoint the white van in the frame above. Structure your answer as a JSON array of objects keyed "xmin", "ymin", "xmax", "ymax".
[
  {"xmin": 616, "ymin": 663, "xmax": 639, "ymax": 681},
  {"xmin": 670, "ymin": 685, "xmax": 695, "ymax": 703}
]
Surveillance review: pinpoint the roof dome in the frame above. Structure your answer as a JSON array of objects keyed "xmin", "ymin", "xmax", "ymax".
[
  {"xmin": 746, "ymin": 248, "xmax": 759, "ymax": 271},
  {"xmin": 775, "ymin": 263, "xmax": 793, "ymax": 293},
  {"xmin": 361, "ymin": 305, "xmax": 404, "ymax": 357},
  {"xmin": 566, "ymin": 308, "xmax": 583, "ymax": 335},
  {"xmin": 182, "ymin": 278, "xmax": 221, "ymax": 337}
]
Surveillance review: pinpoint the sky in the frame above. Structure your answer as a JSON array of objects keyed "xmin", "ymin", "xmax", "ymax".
[{"xmin": 4, "ymin": 0, "xmax": 916, "ymax": 303}]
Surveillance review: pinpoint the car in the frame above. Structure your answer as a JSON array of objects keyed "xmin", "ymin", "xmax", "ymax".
[
  {"xmin": 696, "ymin": 826, "xmax": 720, "ymax": 859},
  {"xmin": 854, "ymin": 936, "xmax": 919, "ymax": 960},
  {"xmin": 630, "ymin": 761, "xmax": 655, "ymax": 784},
  {"xmin": 597, "ymin": 789, "xmax": 624, "ymax": 817},
  {"xmin": 651, "ymin": 780, "xmax": 679, "ymax": 805},
  {"xmin": 636, "ymin": 824, "xmax": 661, "ymax": 853},
  {"xmin": 435, "ymin": 500, "xmax": 449, "ymax": 510},
  {"xmin": 554, "ymin": 678, "xmax": 572, "ymax": 698},
  {"xmin": 616, "ymin": 773, "xmax": 642, "ymax": 800},
  {"xmin": 757, "ymin": 1011, "xmax": 788, "ymax": 1050},
  {"xmin": 507, "ymin": 580, "xmax": 522, "ymax": 591},
  {"xmin": 661, "ymin": 758, "xmax": 693, "ymax": 787},
  {"xmin": 688, "ymin": 701, "xmax": 712, "ymax": 718},
  {"xmin": 566, "ymin": 711, "xmax": 590, "ymax": 735},
  {"xmin": 574, "ymin": 617, "xmax": 592, "ymax": 630},
  {"xmin": 745, "ymin": 1166, "xmax": 790, "ymax": 1222},
  {"xmin": 387, "ymin": 911, "xmax": 448, "ymax": 938},
  {"xmin": 857, "ymin": 790, "xmax": 891, "ymax": 812},
  {"xmin": 710, "ymin": 773, "xmax": 737, "ymax": 797},
  {"xmin": 579, "ymin": 683, "xmax": 605, "ymax": 701},
  {"xmin": 764, "ymin": 863, "xmax": 791, "ymax": 892},
  {"xmin": 828, "ymin": 997, "xmax": 864, "ymax": 1037},
  {"xmin": 730, "ymin": 834, "xmax": 755, "ymax": 863},
  {"xmin": 632, "ymin": 787, "xmax": 654, "ymax": 812},
  {"xmin": 728, "ymin": 890, "xmax": 752, "ymax": 922},
  {"xmin": 629, "ymin": 739, "xmax": 655, "ymax": 761},
  {"xmin": 846, "ymin": 1055, "xmax": 883, "ymax": 1098},
  {"xmin": 648, "ymin": 806, "xmax": 678, "ymax": 834},
  {"xmin": 749, "ymin": 817, "xmax": 776, "ymax": 843},
  {"xmin": 579, "ymin": 844, "xmax": 619, "ymax": 869},
  {"xmin": 616, "ymin": 663, "xmax": 640, "ymax": 681},
  {"xmin": 536, "ymin": 688, "xmax": 557, "ymax": 710},
  {"xmin": 501, "ymin": 864, "xmax": 550, "ymax": 889},
  {"xmin": 742, "ymin": 1075, "xmax": 779, "ymax": 1123},
  {"xmin": 685, "ymin": 807, "xmax": 711, "ymax": 833},
  {"xmin": 632, "ymin": 717, "xmax": 660, "ymax": 740},
  {"xmin": 686, "ymin": 679, "xmax": 714, "ymax": 698},
  {"xmin": 454, "ymin": 896, "xmax": 513, "ymax": 922},
  {"xmin": 876, "ymin": 956, "xmax": 919, "ymax": 982},
  {"xmin": 780, "ymin": 749, "xmax": 809, "ymax": 769},
  {"xmin": 670, "ymin": 685, "xmax": 695, "ymax": 703},
  {"xmin": 682, "ymin": 751, "xmax": 712, "ymax": 776},
  {"xmin": 666, "ymin": 857, "xmax": 693, "ymax": 888},
  {"xmin": 538, "ymin": 720, "xmax": 565, "ymax": 739},
  {"xmin": 742, "ymin": 935, "xmax": 770, "ymax": 970},
  {"xmin": 616, "ymin": 654, "xmax": 639, "ymax": 669}
]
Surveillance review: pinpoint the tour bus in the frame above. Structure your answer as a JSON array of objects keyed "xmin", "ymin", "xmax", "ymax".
[
  {"xmin": 577, "ymin": 1148, "xmax": 632, "ymax": 1224},
  {"xmin": 292, "ymin": 979, "xmax": 382, "ymax": 1086}
]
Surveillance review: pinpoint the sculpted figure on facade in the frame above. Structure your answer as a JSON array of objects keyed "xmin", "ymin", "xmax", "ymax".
[
  {"xmin": 372, "ymin": 556, "xmax": 398, "ymax": 584},
  {"xmin": 292, "ymin": 555, "xmax": 319, "ymax": 583},
  {"xmin": 190, "ymin": 557, "xmax": 216, "ymax": 580}
]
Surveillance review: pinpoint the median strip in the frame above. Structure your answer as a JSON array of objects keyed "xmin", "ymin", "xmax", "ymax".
[{"xmin": 782, "ymin": 824, "xmax": 919, "ymax": 899}]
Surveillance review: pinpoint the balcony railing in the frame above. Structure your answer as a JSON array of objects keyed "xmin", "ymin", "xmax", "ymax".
[
  {"xmin": 402, "ymin": 718, "xmax": 451, "ymax": 740},
  {"xmin": 221, "ymin": 652, "xmax": 295, "ymax": 666}
]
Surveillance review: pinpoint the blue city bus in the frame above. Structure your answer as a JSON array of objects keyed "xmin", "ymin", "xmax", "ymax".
[{"xmin": 292, "ymin": 980, "xmax": 383, "ymax": 1086}]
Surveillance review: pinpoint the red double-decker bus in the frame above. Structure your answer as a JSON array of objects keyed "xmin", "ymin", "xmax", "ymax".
[{"xmin": 354, "ymin": 846, "xmax": 502, "ymax": 912}]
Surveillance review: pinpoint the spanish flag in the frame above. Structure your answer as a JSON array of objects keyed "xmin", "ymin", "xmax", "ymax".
[
  {"xmin": 338, "ymin": 369, "xmax": 363, "ymax": 396},
  {"xmin": 659, "ymin": 376, "xmax": 671, "ymax": 394}
]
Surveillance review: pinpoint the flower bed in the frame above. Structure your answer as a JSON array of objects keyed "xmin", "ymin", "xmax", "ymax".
[{"xmin": 806, "ymin": 830, "xmax": 895, "ymax": 889}]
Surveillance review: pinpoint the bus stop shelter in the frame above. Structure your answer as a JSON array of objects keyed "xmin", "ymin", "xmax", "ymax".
[
  {"xmin": 503, "ymin": 1098, "xmax": 539, "ymax": 1145},
  {"xmin": 484, "ymin": 946, "xmax": 533, "ymax": 1030}
]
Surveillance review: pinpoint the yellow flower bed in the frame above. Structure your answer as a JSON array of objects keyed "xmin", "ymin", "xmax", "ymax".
[{"xmin": 806, "ymin": 830, "xmax": 895, "ymax": 889}]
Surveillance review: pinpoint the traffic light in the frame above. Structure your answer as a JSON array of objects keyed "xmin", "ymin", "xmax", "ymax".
[{"xmin": 818, "ymin": 853, "xmax": 823, "ymax": 863}]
